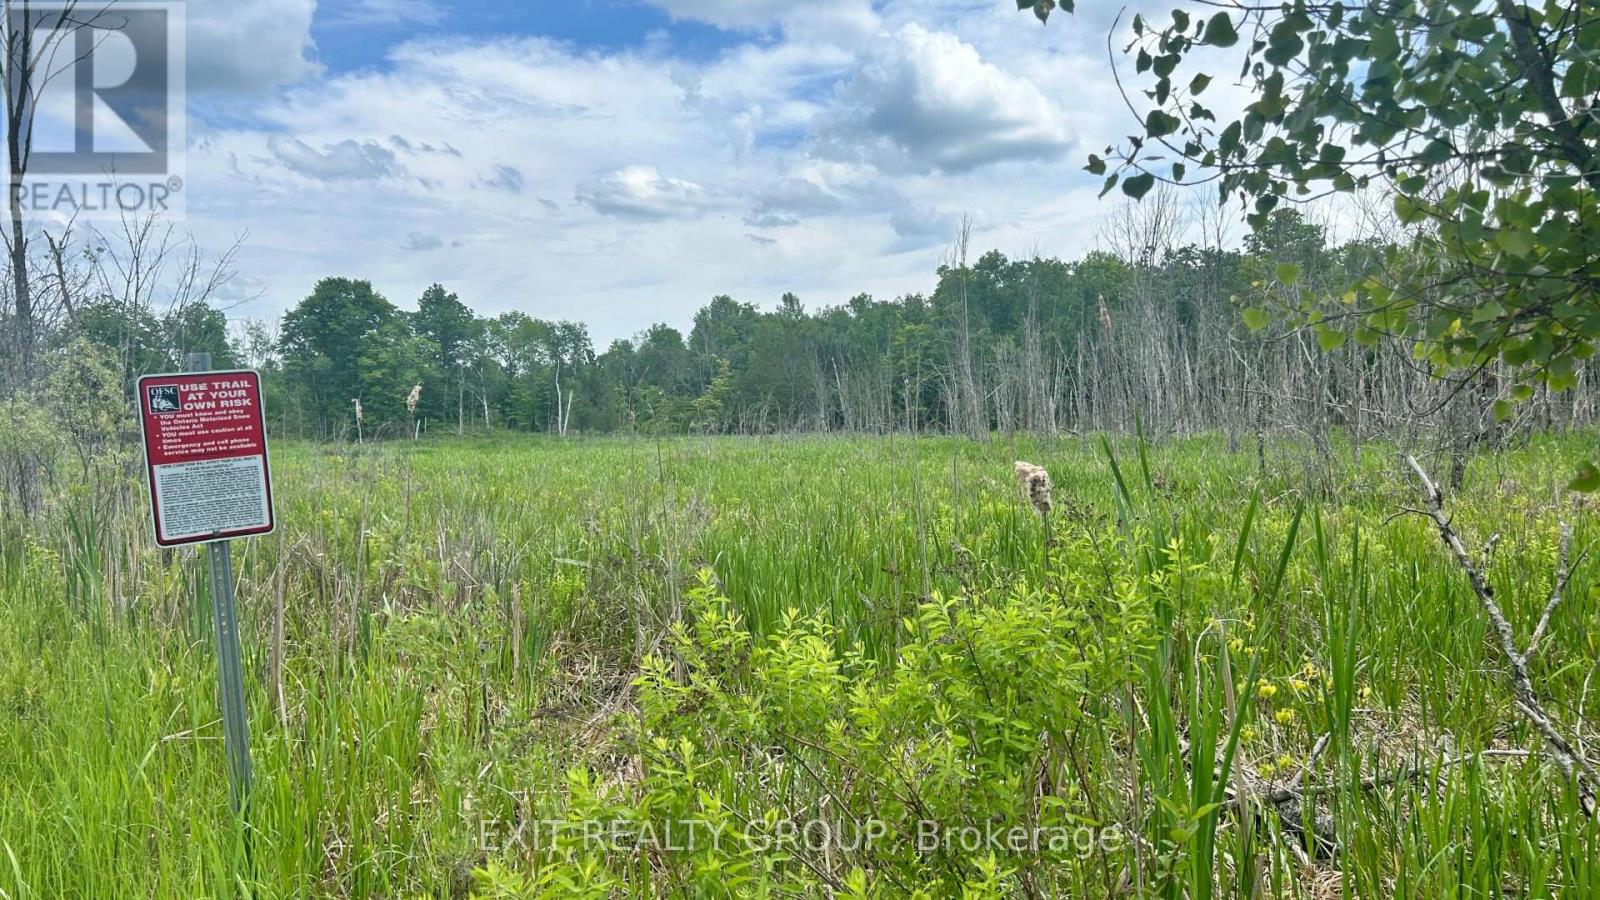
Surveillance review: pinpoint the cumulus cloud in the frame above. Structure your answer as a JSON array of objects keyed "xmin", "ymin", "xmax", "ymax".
[
  {"xmin": 889, "ymin": 203, "xmax": 963, "ymax": 252},
  {"xmin": 820, "ymin": 24, "xmax": 1072, "ymax": 173},
  {"xmin": 744, "ymin": 176, "xmax": 842, "ymax": 226},
  {"xmin": 267, "ymin": 136, "xmax": 400, "ymax": 181},
  {"xmin": 182, "ymin": 2, "xmax": 1176, "ymax": 342},
  {"xmin": 575, "ymin": 166, "xmax": 712, "ymax": 221},
  {"xmin": 188, "ymin": 0, "xmax": 318, "ymax": 92}
]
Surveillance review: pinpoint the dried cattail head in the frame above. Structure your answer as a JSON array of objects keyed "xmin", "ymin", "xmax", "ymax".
[
  {"xmin": 406, "ymin": 383, "xmax": 422, "ymax": 414},
  {"xmin": 1097, "ymin": 294, "xmax": 1114, "ymax": 332},
  {"xmin": 1013, "ymin": 461, "xmax": 1053, "ymax": 516},
  {"xmin": 352, "ymin": 397, "xmax": 364, "ymax": 424}
]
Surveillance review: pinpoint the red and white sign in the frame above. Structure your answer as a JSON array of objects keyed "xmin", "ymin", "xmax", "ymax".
[{"xmin": 138, "ymin": 370, "xmax": 276, "ymax": 548}]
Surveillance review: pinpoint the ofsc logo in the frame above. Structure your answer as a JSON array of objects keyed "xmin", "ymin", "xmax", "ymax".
[
  {"xmin": 147, "ymin": 385, "xmax": 182, "ymax": 414},
  {"xmin": 8, "ymin": 2, "xmax": 185, "ymax": 219}
]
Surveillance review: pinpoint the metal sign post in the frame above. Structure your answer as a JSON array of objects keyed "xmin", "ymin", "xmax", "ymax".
[
  {"xmin": 204, "ymin": 507, "xmax": 254, "ymax": 814},
  {"xmin": 137, "ymin": 355, "xmax": 275, "ymax": 814},
  {"xmin": 170, "ymin": 351, "xmax": 258, "ymax": 814}
]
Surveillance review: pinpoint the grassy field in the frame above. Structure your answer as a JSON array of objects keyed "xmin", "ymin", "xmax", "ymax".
[{"xmin": 1, "ymin": 432, "xmax": 1597, "ymax": 897}]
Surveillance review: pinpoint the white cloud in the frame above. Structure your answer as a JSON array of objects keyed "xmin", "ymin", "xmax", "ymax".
[
  {"xmin": 746, "ymin": 176, "xmax": 844, "ymax": 224},
  {"xmin": 647, "ymin": 0, "xmax": 876, "ymax": 38},
  {"xmin": 646, "ymin": 0, "xmax": 791, "ymax": 28},
  {"xmin": 267, "ymin": 136, "xmax": 401, "ymax": 181},
  {"xmin": 181, "ymin": 1, "xmax": 1243, "ymax": 342},
  {"xmin": 820, "ymin": 24, "xmax": 1072, "ymax": 173},
  {"xmin": 402, "ymin": 232, "xmax": 445, "ymax": 251},
  {"xmin": 576, "ymin": 166, "xmax": 713, "ymax": 220},
  {"xmin": 888, "ymin": 202, "xmax": 963, "ymax": 252},
  {"xmin": 187, "ymin": 0, "xmax": 319, "ymax": 92}
]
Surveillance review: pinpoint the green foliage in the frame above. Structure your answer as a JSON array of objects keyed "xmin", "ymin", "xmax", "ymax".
[
  {"xmin": 2, "ymin": 433, "xmax": 1600, "ymax": 895},
  {"xmin": 1571, "ymin": 461, "xmax": 1600, "ymax": 493},
  {"xmin": 1021, "ymin": 0, "xmax": 1600, "ymax": 457},
  {"xmin": 42, "ymin": 338, "xmax": 131, "ymax": 473},
  {"xmin": 223, "ymin": 213, "xmax": 1594, "ymax": 448},
  {"xmin": 280, "ymin": 278, "xmax": 433, "ymax": 436},
  {"xmin": 62, "ymin": 297, "xmax": 239, "ymax": 384},
  {"xmin": 413, "ymin": 283, "xmax": 479, "ymax": 424},
  {"xmin": 557, "ymin": 558, "xmax": 1157, "ymax": 894},
  {"xmin": 165, "ymin": 302, "xmax": 241, "ymax": 369}
]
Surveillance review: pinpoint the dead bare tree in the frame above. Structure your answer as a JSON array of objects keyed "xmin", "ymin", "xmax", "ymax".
[
  {"xmin": 2, "ymin": 1, "xmax": 120, "ymax": 385},
  {"xmin": 947, "ymin": 216, "xmax": 984, "ymax": 441},
  {"xmin": 1404, "ymin": 455, "xmax": 1596, "ymax": 817},
  {"xmin": 1094, "ymin": 189, "xmax": 1187, "ymax": 433},
  {"xmin": 85, "ymin": 209, "xmax": 247, "ymax": 372}
]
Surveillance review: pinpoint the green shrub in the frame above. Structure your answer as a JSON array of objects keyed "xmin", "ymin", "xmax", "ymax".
[{"xmin": 501, "ymin": 560, "xmax": 1158, "ymax": 897}]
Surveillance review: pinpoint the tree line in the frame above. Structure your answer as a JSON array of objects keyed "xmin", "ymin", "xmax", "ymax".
[
  {"xmin": 178, "ymin": 204, "xmax": 1600, "ymax": 453},
  {"xmin": 4, "ymin": 202, "xmax": 1596, "ymax": 471}
]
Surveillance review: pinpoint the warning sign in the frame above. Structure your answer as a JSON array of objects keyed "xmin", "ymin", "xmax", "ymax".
[{"xmin": 138, "ymin": 370, "xmax": 276, "ymax": 547}]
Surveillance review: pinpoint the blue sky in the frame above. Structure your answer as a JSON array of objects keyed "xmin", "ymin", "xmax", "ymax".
[
  {"xmin": 309, "ymin": 1, "xmax": 747, "ymax": 73},
  {"xmin": 176, "ymin": 0, "xmax": 1230, "ymax": 343}
]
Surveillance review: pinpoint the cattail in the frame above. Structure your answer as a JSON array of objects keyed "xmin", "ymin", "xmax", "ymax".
[
  {"xmin": 1097, "ymin": 294, "xmax": 1113, "ymax": 333},
  {"xmin": 406, "ymin": 383, "xmax": 422, "ymax": 415},
  {"xmin": 1013, "ymin": 461, "xmax": 1053, "ymax": 516}
]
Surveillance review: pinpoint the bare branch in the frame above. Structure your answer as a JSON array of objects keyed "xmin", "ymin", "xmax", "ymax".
[
  {"xmin": 1526, "ymin": 522, "xmax": 1573, "ymax": 661},
  {"xmin": 1403, "ymin": 455, "xmax": 1597, "ymax": 816},
  {"xmin": 1480, "ymin": 532, "xmax": 1502, "ymax": 571}
]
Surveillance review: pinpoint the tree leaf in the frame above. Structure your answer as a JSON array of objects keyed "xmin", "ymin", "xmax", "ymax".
[
  {"xmin": 1122, "ymin": 172, "xmax": 1156, "ymax": 199},
  {"xmin": 1495, "ymin": 227, "xmax": 1534, "ymax": 259},
  {"xmin": 1315, "ymin": 327, "xmax": 1346, "ymax": 351},
  {"xmin": 1393, "ymin": 194, "xmax": 1425, "ymax": 225},
  {"xmin": 1202, "ymin": 13, "xmax": 1238, "ymax": 47},
  {"xmin": 1146, "ymin": 110, "xmax": 1180, "ymax": 138},
  {"xmin": 1275, "ymin": 262, "xmax": 1301, "ymax": 285},
  {"xmin": 1242, "ymin": 308, "xmax": 1271, "ymax": 331}
]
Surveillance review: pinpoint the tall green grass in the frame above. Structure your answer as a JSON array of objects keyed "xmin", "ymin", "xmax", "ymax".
[{"xmin": 0, "ymin": 431, "xmax": 1595, "ymax": 896}]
